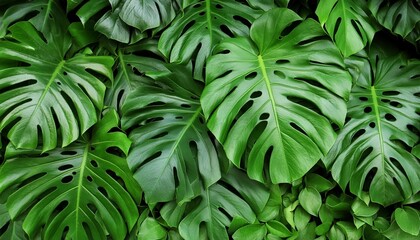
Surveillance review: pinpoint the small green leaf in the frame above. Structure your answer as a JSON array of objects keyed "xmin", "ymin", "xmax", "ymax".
[
  {"xmin": 0, "ymin": 204, "xmax": 9, "ymax": 228},
  {"xmin": 395, "ymin": 207, "xmax": 420, "ymax": 236},
  {"xmin": 138, "ymin": 218, "xmax": 167, "ymax": 240},
  {"xmin": 383, "ymin": 220, "xmax": 420, "ymax": 240},
  {"xmin": 266, "ymin": 220, "xmax": 292, "ymax": 238},
  {"xmin": 294, "ymin": 206, "xmax": 311, "ymax": 231},
  {"xmin": 299, "ymin": 187, "xmax": 322, "ymax": 216},
  {"xmin": 336, "ymin": 221, "xmax": 362, "ymax": 240},
  {"xmin": 228, "ymin": 216, "xmax": 249, "ymax": 234},
  {"xmin": 328, "ymin": 224, "xmax": 346, "ymax": 240},
  {"xmin": 373, "ymin": 217, "xmax": 390, "ymax": 232},
  {"xmin": 305, "ymin": 173, "xmax": 334, "ymax": 192},
  {"xmin": 351, "ymin": 198, "xmax": 379, "ymax": 217},
  {"xmin": 315, "ymin": 222, "xmax": 332, "ymax": 236},
  {"xmin": 319, "ymin": 205, "xmax": 334, "ymax": 223},
  {"xmin": 232, "ymin": 224, "xmax": 266, "ymax": 240}
]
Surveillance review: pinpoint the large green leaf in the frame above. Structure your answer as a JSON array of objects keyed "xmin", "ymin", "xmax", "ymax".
[
  {"xmin": 201, "ymin": 8, "xmax": 352, "ymax": 183},
  {"xmin": 0, "ymin": 0, "xmax": 67, "ymax": 39},
  {"xmin": 368, "ymin": 0, "xmax": 420, "ymax": 39},
  {"xmin": 178, "ymin": 183, "xmax": 256, "ymax": 240},
  {"xmin": 121, "ymin": 64, "xmax": 221, "ymax": 204},
  {"xmin": 323, "ymin": 41, "xmax": 420, "ymax": 206},
  {"xmin": 0, "ymin": 22, "xmax": 113, "ymax": 151},
  {"xmin": 75, "ymin": 0, "xmax": 180, "ymax": 43},
  {"xmin": 105, "ymin": 40, "xmax": 170, "ymax": 112},
  {"xmin": 158, "ymin": 0, "xmax": 262, "ymax": 80},
  {"xmin": 316, "ymin": 0, "xmax": 377, "ymax": 57},
  {"xmin": 0, "ymin": 110, "xmax": 141, "ymax": 239}
]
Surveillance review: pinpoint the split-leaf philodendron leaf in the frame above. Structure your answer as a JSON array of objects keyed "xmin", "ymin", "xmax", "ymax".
[{"xmin": 201, "ymin": 8, "xmax": 352, "ymax": 183}]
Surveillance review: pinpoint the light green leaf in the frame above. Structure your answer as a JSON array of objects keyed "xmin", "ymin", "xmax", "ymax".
[
  {"xmin": 395, "ymin": 207, "xmax": 420, "ymax": 236},
  {"xmin": 351, "ymin": 198, "xmax": 379, "ymax": 217},
  {"xmin": 299, "ymin": 187, "xmax": 322, "ymax": 216},
  {"xmin": 138, "ymin": 218, "xmax": 167, "ymax": 240},
  {"xmin": 121, "ymin": 63, "xmax": 221, "ymax": 204},
  {"xmin": 336, "ymin": 221, "xmax": 363, "ymax": 240},
  {"xmin": 201, "ymin": 8, "xmax": 351, "ymax": 183},
  {"xmin": 266, "ymin": 220, "xmax": 292, "ymax": 238},
  {"xmin": 233, "ymin": 224, "xmax": 266, "ymax": 240},
  {"xmin": 0, "ymin": 110, "xmax": 141, "ymax": 240},
  {"xmin": 161, "ymin": 201, "xmax": 186, "ymax": 228},
  {"xmin": 328, "ymin": 224, "xmax": 346, "ymax": 240},
  {"xmin": 323, "ymin": 40, "xmax": 420, "ymax": 206},
  {"xmin": 294, "ymin": 206, "xmax": 311, "ymax": 231},
  {"xmin": 0, "ymin": 22, "xmax": 113, "ymax": 151},
  {"xmin": 178, "ymin": 184, "xmax": 256, "ymax": 240},
  {"xmin": 316, "ymin": 0, "xmax": 377, "ymax": 56},
  {"xmin": 305, "ymin": 173, "xmax": 334, "ymax": 193},
  {"xmin": 383, "ymin": 220, "xmax": 420, "ymax": 240},
  {"xmin": 159, "ymin": 0, "xmax": 262, "ymax": 80},
  {"xmin": 0, "ymin": 204, "xmax": 9, "ymax": 229},
  {"xmin": 315, "ymin": 222, "xmax": 332, "ymax": 236}
]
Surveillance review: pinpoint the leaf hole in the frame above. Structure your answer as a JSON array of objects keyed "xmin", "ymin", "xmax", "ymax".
[
  {"xmin": 351, "ymin": 129, "xmax": 366, "ymax": 142},
  {"xmin": 147, "ymin": 101, "xmax": 165, "ymax": 107},
  {"xmin": 250, "ymin": 91, "xmax": 262, "ymax": 99},
  {"xmin": 58, "ymin": 164, "xmax": 73, "ymax": 171},
  {"xmin": 175, "ymin": 116, "xmax": 183, "ymax": 119},
  {"xmin": 181, "ymin": 104, "xmax": 191, "ymax": 108},
  {"xmin": 276, "ymin": 59, "xmax": 290, "ymax": 64},
  {"xmin": 61, "ymin": 150, "xmax": 77, "ymax": 156},
  {"xmin": 362, "ymin": 166, "xmax": 376, "ymax": 192},
  {"xmin": 218, "ymin": 49, "xmax": 230, "ymax": 54},
  {"xmin": 215, "ymin": 3, "xmax": 223, "ymax": 9},
  {"xmin": 383, "ymin": 91, "xmax": 399, "ymax": 96},
  {"xmin": 290, "ymin": 122, "xmax": 307, "ymax": 135},
  {"xmin": 364, "ymin": 107, "xmax": 372, "ymax": 113},
  {"xmin": 220, "ymin": 24, "xmax": 234, "ymax": 37},
  {"xmin": 390, "ymin": 101, "xmax": 402, "ymax": 108},
  {"xmin": 146, "ymin": 117, "xmax": 164, "ymax": 124},
  {"xmin": 215, "ymin": 70, "xmax": 232, "ymax": 79},
  {"xmin": 90, "ymin": 160, "xmax": 98, "ymax": 168},
  {"xmin": 384, "ymin": 113, "xmax": 396, "ymax": 122},
  {"xmin": 61, "ymin": 175, "xmax": 73, "ymax": 183},
  {"xmin": 245, "ymin": 72, "xmax": 257, "ymax": 80},
  {"xmin": 369, "ymin": 122, "xmax": 375, "ymax": 128},
  {"xmin": 199, "ymin": 11, "xmax": 205, "ymax": 16},
  {"xmin": 274, "ymin": 70, "xmax": 286, "ymax": 79},
  {"xmin": 0, "ymin": 79, "xmax": 37, "ymax": 95},
  {"xmin": 87, "ymin": 176, "xmax": 93, "ymax": 182},
  {"xmin": 181, "ymin": 20, "xmax": 196, "ymax": 35},
  {"xmin": 359, "ymin": 97, "xmax": 368, "ymax": 101},
  {"xmin": 150, "ymin": 131, "xmax": 169, "ymax": 139},
  {"xmin": 87, "ymin": 203, "xmax": 97, "ymax": 213},
  {"xmin": 98, "ymin": 186, "xmax": 108, "ymax": 197},
  {"xmin": 106, "ymin": 147, "xmax": 124, "ymax": 157},
  {"xmin": 233, "ymin": 15, "xmax": 251, "ymax": 28},
  {"xmin": 298, "ymin": 35, "xmax": 329, "ymax": 46},
  {"xmin": 259, "ymin": 113, "xmax": 270, "ymax": 120}
]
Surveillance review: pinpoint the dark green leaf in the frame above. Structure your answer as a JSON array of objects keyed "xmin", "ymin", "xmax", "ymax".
[
  {"xmin": 305, "ymin": 173, "xmax": 334, "ymax": 193},
  {"xmin": 0, "ymin": 22, "xmax": 113, "ymax": 151},
  {"xmin": 266, "ymin": 220, "xmax": 292, "ymax": 238},
  {"xmin": 294, "ymin": 206, "xmax": 311, "ymax": 231},
  {"xmin": 121, "ymin": 64, "xmax": 221, "ymax": 204},
  {"xmin": 0, "ymin": 110, "xmax": 141, "ymax": 239},
  {"xmin": 159, "ymin": 0, "xmax": 262, "ymax": 80},
  {"xmin": 323, "ymin": 40, "xmax": 420, "ymax": 206}
]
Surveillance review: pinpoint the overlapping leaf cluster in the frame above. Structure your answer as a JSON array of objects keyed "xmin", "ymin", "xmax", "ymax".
[{"xmin": 0, "ymin": 0, "xmax": 419, "ymax": 239}]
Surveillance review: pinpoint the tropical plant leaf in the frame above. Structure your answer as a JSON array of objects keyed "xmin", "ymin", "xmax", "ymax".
[
  {"xmin": 121, "ymin": 63, "xmax": 221, "ymax": 204},
  {"xmin": 158, "ymin": 0, "xmax": 262, "ymax": 80},
  {"xmin": 0, "ymin": 204, "xmax": 9, "ymax": 229},
  {"xmin": 0, "ymin": 0, "xmax": 67, "ymax": 39},
  {"xmin": 316, "ymin": 0, "xmax": 377, "ymax": 57},
  {"xmin": 0, "ymin": 110, "xmax": 141, "ymax": 239},
  {"xmin": 323, "ymin": 40, "xmax": 420, "ymax": 206},
  {"xmin": 201, "ymin": 8, "xmax": 352, "ymax": 183},
  {"xmin": 368, "ymin": 0, "xmax": 420, "ymax": 38},
  {"xmin": 0, "ymin": 21, "xmax": 113, "ymax": 151},
  {"xmin": 75, "ymin": 0, "xmax": 179, "ymax": 43},
  {"xmin": 178, "ymin": 183, "xmax": 256, "ymax": 240},
  {"xmin": 0, "ymin": 220, "xmax": 27, "ymax": 240},
  {"xmin": 105, "ymin": 40, "xmax": 169, "ymax": 112}
]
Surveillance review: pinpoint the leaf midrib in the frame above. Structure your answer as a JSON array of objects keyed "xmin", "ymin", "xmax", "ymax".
[
  {"xmin": 370, "ymin": 86, "xmax": 386, "ymax": 187},
  {"xmin": 75, "ymin": 144, "xmax": 89, "ymax": 235},
  {"xmin": 257, "ymin": 55, "xmax": 287, "ymax": 177}
]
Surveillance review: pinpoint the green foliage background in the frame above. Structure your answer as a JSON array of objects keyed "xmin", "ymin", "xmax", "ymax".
[{"xmin": 0, "ymin": 0, "xmax": 419, "ymax": 239}]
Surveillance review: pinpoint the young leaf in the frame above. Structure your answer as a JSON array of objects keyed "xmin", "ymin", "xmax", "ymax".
[
  {"xmin": 201, "ymin": 8, "xmax": 351, "ymax": 184},
  {"xmin": 266, "ymin": 220, "xmax": 292, "ymax": 238},
  {"xmin": 394, "ymin": 207, "xmax": 420, "ymax": 236},
  {"xmin": 316, "ymin": 0, "xmax": 377, "ymax": 57},
  {"xmin": 0, "ymin": 110, "xmax": 141, "ymax": 239},
  {"xmin": 233, "ymin": 224, "xmax": 267, "ymax": 240},
  {"xmin": 299, "ymin": 187, "xmax": 322, "ymax": 216},
  {"xmin": 138, "ymin": 218, "xmax": 167, "ymax": 240}
]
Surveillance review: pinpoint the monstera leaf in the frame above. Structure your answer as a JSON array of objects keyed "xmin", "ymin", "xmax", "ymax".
[
  {"xmin": 105, "ymin": 40, "xmax": 170, "ymax": 112},
  {"xmin": 368, "ymin": 0, "xmax": 420, "ymax": 39},
  {"xmin": 0, "ymin": 110, "xmax": 141, "ymax": 239},
  {"xmin": 178, "ymin": 170, "xmax": 267, "ymax": 240},
  {"xmin": 323, "ymin": 41, "xmax": 420, "ymax": 206},
  {"xmin": 201, "ymin": 8, "xmax": 352, "ymax": 183},
  {"xmin": 75, "ymin": 0, "xmax": 179, "ymax": 43},
  {"xmin": 316, "ymin": 0, "xmax": 377, "ymax": 57},
  {"xmin": 158, "ymin": 0, "xmax": 262, "ymax": 80},
  {"xmin": 121, "ymin": 64, "xmax": 221, "ymax": 204},
  {"xmin": 0, "ymin": 0, "xmax": 67, "ymax": 39},
  {"xmin": 0, "ymin": 22, "xmax": 113, "ymax": 151}
]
